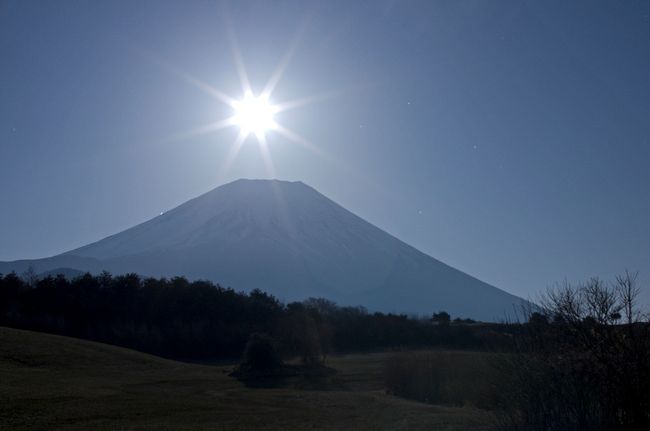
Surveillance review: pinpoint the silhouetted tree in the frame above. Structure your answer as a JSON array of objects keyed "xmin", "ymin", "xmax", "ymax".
[
  {"xmin": 527, "ymin": 312, "xmax": 548, "ymax": 326},
  {"xmin": 21, "ymin": 264, "xmax": 38, "ymax": 288},
  {"xmin": 239, "ymin": 333, "xmax": 283, "ymax": 372},
  {"xmin": 503, "ymin": 273, "xmax": 650, "ymax": 431},
  {"xmin": 431, "ymin": 311, "xmax": 450, "ymax": 326}
]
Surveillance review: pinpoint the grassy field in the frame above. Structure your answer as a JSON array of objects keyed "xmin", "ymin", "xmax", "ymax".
[{"xmin": 0, "ymin": 327, "xmax": 494, "ymax": 430}]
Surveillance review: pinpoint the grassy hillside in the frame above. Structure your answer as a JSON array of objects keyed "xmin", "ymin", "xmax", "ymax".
[{"xmin": 0, "ymin": 327, "xmax": 493, "ymax": 430}]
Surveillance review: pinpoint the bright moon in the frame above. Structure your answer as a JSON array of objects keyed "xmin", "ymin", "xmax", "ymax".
[{"xmin": 232, "ymin": 92, "xmax": 276, "ymax": 138}]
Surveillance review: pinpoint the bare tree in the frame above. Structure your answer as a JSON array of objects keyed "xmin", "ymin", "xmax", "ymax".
[
  {"xmin": 21, "ymin": 264, "xmax": 38, "ymax": 288},
  {"xmin": 616, "ymin": 270, "xmax": 640, "ymax": 325},
  {"xmin": 503, "ymin": 272, "xmax": 650, "ymax": 431}
]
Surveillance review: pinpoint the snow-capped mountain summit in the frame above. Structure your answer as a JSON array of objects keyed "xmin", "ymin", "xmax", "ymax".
[{"xmin": 0, "ymin": 179, "xmax": 527, "ymax": 320}]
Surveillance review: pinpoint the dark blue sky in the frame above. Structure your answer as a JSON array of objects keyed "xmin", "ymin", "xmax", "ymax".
[{"xmin": 1, "ymin": 0, "xmax": 649, "ymax": 301}]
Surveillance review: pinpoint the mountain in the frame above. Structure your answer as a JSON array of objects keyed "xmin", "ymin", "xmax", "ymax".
[{"xmin": 0, "ymin": 179, "xmax": 528, "ymax": 320}]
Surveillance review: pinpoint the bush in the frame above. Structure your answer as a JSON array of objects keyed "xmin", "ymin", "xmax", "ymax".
[{"xmin": 240, "ymin": 333, "xmax": 283, "ymax": 372}]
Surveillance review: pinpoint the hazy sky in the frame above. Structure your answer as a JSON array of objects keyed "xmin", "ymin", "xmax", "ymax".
[{"xmin": 1, "ymin": 0, "xmax": 649, "ymax": 302}]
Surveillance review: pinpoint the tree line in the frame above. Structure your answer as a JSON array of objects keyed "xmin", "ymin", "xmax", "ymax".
[{"xmin": 0, "ymin": 271, "xmax": 505, "ymax": 360}]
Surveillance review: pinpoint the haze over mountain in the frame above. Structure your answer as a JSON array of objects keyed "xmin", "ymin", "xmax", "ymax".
[{"xmin": 0, "ymin": 179, "xmax": 527, "ymax": 320}]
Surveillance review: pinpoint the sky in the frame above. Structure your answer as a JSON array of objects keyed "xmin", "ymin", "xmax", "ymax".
[{"xmin": 1, "ymin": 0, "xmax": 649, "ymax": 302}]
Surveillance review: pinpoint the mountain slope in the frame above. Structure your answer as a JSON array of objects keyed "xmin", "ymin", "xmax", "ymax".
[{"xmin": 0, "ymin": 179, "xmax": 527, "ymax": 320}]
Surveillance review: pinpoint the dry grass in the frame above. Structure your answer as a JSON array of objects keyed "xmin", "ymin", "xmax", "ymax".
[
  {"xmin": 385, "ymin": 350, "xmax": 508, "ymax": 409},
  {"xmin": 0, "ymin": 327, "xmax": 494, "ymax": 430}
]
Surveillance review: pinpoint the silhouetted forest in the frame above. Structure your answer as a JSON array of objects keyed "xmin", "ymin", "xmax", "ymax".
[{"xmin": 0, "ymin": 271, "xmax": 508, "ymax": 360}]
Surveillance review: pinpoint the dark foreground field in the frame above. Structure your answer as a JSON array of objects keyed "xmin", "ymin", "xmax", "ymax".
[{"xmin": 0, "ymin": 327, "xmax": 493, "ymax": 430}]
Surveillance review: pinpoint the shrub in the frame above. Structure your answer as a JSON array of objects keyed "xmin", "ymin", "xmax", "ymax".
[{"xmin": 240, "ymin": 333, "xmax": 283, "ymax": 372}]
